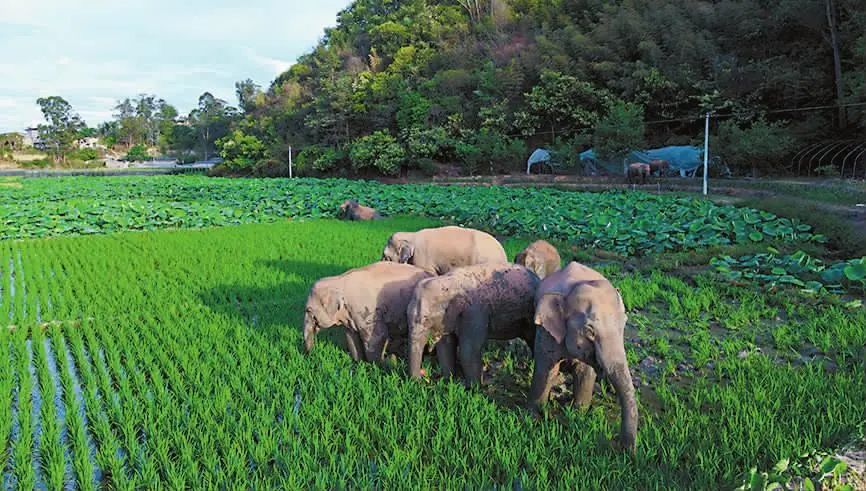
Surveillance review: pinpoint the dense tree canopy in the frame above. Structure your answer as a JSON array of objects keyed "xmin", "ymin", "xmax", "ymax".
[{"xmin": 228, "ymin": 0, "xmax": 865, "ymax": 176}]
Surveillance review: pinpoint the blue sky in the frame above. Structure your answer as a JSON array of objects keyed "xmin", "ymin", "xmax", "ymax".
[{"xmin": 0, "ymin": 0, "xmax": 352, "ymax": 132}]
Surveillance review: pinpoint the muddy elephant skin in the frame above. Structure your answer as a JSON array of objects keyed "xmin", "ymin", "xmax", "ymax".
[
  {"xmin": 529, "ymin": 261, "xmax": 638, "ymax": 453},
  {"xmin": 303, "ymin": 262, "xmax": 432, "ymax": 362},
  {"xmin": 381, "ymin": 226, "xmax": 508, "ymax": 275},
  {"xmin": 406, "ymin": 263, "xmax": 540, "ymax": 385}
]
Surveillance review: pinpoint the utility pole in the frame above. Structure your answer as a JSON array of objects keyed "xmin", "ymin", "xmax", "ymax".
[
  {"xmin": 288, "ymin": 146, "xmax": 293, "ymax": 178},
  {"xmin": 703, "ymin": 112, "xmax": 710, "ymax": 196}
]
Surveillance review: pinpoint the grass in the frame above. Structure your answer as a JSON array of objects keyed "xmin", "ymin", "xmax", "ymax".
[{"xmin": 0, "ymin": 217, "xmax": 860, "ymax": 488}]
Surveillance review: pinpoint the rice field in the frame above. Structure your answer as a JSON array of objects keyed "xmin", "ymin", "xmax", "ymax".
[{"xmin": 0, "ymin": 213, "xmax": 862, "ymax": 489}]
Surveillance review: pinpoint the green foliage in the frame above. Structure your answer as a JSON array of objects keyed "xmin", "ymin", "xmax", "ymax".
[
  {"xmin": 593, "ymin": 101, "xmax": 646, "ymax": 160},
  {"xmin": 716, "ymin": 119, "xmax": 795, "ymax": 175},
  {"xmin": 0, "ymin": 177, "xmax": 822, "ymax": 256},
  {"xmin": 296, "ymin": 146, "xmax": 348, "ymax": 174},
  {"xmin": 401, "ymin": 126, "xmax": 453, "ymax": 161},
  {"xmin": 124, "ymin": 144, "xmax": 150, "ymax": 162},
  {"xmin": 36, "ymin": 96, "xmax": 86, "ymax": 162},
  {"xmin": 349, "ymin": 131, "xmax": 404, "ymax": 175},
  {"xmin": 216, "ymin": 130, "xmax": 268, "ymax": 170},
  {"xmin": 68, "ymin": 147, "xmax": 100, "ymax": 161},
  {"xmin": 456, "ymin": 129, "xmax": 527, "ymax": 174}
]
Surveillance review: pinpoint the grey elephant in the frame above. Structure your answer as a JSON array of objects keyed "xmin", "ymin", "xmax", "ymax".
[
  {"xmin": 406, "ymin": 263, "xmax": 540, "ymax": 385},
  {"xmin": 303, "ymin": 262, "xmax": 433, "ymax": 362},
  {"xmin": 339, "ymin": 199, "xmax": 381, "ymax": 221},
  {"xmin": 514, "ymin": 240, "xmax": 561, "ymax": 279},
  {"xmin": 382, "ymin": 226, "xmax": 507, "ymax": 275},
  {"xmin": 627, "ymin": 163, "xmax": 650, "ymax": 185},
  {"xmin": 529, "ymin": 261, "xmax": 638, "ymax": 453}
]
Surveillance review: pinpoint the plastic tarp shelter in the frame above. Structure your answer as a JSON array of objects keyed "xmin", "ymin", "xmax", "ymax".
[
  {"xmin": 526, "ymin": 148, "xmax": 553, "ymax": 174},
  {"xmin": 580, "ymin": 146, "xmax": 706, "ymax": 177}
]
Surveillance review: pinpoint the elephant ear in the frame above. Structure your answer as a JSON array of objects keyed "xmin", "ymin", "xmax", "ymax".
[{"xmin": 534, "ymin": 293, "xmax": 566, "ymax": 344}]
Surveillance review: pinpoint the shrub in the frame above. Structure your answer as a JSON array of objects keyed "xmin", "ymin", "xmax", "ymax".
[
  {"xmin": 349, "ymin": 131, "xmax": 404, "ymax": 176},
  {"xmin": 457, "ymin": 129, "xmax": 527, "ymax": 175},
  {"xmin": 401, "ymin": 126, "xmax": 453, "ymax": 160},
  {"xmin": 716, "ymin": 119, "xmax": 794, "ymax": 176},
  {"xmin": 69, "ymin": 148, "xmax": 99, "ymax": 161},
  {"xmin": 295, "ymin": 146, "xmax": 347, "ymax": 175},
  {"xmin": 124, "ymin": 144, "xmax": 150, "ymax": 162},
  {"xmin": 593, "ymin": 101, "xmax": 646, "ymax": 161},
  {"xmin": 216, "ymin": 130, "xmax": 268, "ymax": 171}
]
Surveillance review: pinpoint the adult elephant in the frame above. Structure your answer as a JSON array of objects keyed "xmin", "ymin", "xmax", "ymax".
[
  {"xmin": 303, "ymin": 262, "xmax": 433, "ymax": 362},
  {"xmin": 381, "ymin": 226, "xmax": 507, "ymax": 275},
  {"xmin": 529, "ymin": 262, "xmax": 638, "ymax": 453},
  {"xmin": 406, "ymin": 263, "xmax": 540, "ymax": 384},
  {"xmin": 649, "ymin": 159, "xmax": 669, "ymax": 176},
  {"xmin": 626, "ymin": 163, "xmax": 650, "ymax": 185}
]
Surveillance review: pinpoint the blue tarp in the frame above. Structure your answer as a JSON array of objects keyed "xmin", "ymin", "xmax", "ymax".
[
  {"xmin": 581, "ymin": 146, "xmax": 706, "ymax": 175},
  {"xmin": 526, "ymin": 148, "xmax": 552, "ymax": 173}
]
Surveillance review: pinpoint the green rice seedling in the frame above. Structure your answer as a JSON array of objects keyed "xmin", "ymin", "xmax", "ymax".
[
  {"xmin": 31, "ymin": 327, "xmax": 66, "ymax": 490},
  {"xmin": 0, "ymin": 323, "xmax": 12, "ymax": 471},
  {"xmin": 11, "ymin": 325, "xmax": 35, "ymax": 489}
]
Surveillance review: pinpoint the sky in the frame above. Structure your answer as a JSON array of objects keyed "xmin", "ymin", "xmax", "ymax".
[{"xmin": 0, "ymin": 0, "xmax": 352, "ymax": 132}]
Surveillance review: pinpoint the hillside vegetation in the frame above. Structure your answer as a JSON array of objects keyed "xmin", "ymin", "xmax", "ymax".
[{"xmin": 221, "ymin": 0, "xmax": 866, "ymax": 177}]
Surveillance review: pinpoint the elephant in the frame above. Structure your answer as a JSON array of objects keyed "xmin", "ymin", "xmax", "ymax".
[
  {"xmin": 514, "ymin": 240, "xmax": 561, "ymax": 279},
  {"xmin": 381, "ymin": 226, "xmax": 508, "ymax": 275},
  {"xmin": 406, "ymin": 263, "xmax": 540, "ymax": 385},
  {"xmin": 627, "ymin": 163, "xmax": 650, "ymax": 185},
  {"xmin": 529, "ymin": 261, "xmax": 638, "ymax": 453},
  {"xmin": 303, "ymin": 261, "xmax": 433, "ymax": 362},
  {"xmin": 339, "ymin": 199, "xmax": 381, "ymax": 221},
  {"xmin": 649, "ymin": 159, "xmax": 670, "ymax": 176}
]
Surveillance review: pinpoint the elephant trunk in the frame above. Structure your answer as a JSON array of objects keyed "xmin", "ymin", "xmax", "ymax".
[
  {"xmin": 303, "ymin": 312, "xmax": 316, "ymax": 353},
  {"xmin": 408, "ymin": 333, "xmax": 425, "ymax": 378},
  {"xmin": 599, "ymin": 344, "xmax": 638, "ymax": 453}
]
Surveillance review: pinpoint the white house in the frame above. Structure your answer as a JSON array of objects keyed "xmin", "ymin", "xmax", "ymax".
[{"xmin": 77, "ymin": 137, "xmax": 103, "ymax": 150}]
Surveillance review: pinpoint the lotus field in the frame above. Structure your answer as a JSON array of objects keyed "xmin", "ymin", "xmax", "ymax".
[{"xmin": 0, "ymin": 176, "xmax": 863, "ymax": 488}]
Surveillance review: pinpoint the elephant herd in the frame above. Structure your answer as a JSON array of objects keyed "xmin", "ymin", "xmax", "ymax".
[
  {"xmin": 627, "ymin": 159, "xmax": 669, "ymax": 185},
  {"xmin": 302, "ymin": 223, "xmax": 638, "ymax": 452}
]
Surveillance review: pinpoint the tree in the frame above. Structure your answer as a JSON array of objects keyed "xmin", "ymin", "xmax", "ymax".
[
  {"xmin": 593, "ymin": 102, "xmax": 646, "ymax": 161},
  {"xmin": 235, "ymin": 79, "xmax": 263, "ymax": 114},
  {"xmin": 36, "ymin": 96, "xmax": 85, "ymax": 163},
  {"xmin": 189, "ymin": 92, "xmax": 236, "ymax": 160},
  {"xmin": 716, "ymin": 119, "xmax": 795, "ymax": 177},
  {"xmin": 216, "ymin": 130, "xmax": 268, "ymax": 170}
]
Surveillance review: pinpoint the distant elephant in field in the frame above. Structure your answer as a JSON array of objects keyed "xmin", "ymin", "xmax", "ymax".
[
  {"xmin": 529, "ymin": 261, "xmax": 638, "ymax": 453},
  {"xmin": 303, "ymin": 262, "xmax": 433, "ymax": 362},
  {"xmin": 339, "ymin": 199, "xmax": 381, "ymax": 221},
  {"xmin": 627, "ymin": 163, "xmax": 650, "ymax": 185},
  {"xmin": 514, "ymin": 240, "xmax": 561, "ymax": 280},
  {"xmin": 406, "ymin": 263, "xmax": 540, "ymax": 385},
  {"xmin": 382, "ymin": 226, "xmax": 508, "ymax": 275},
  {"xmin": 649, "ymin": 159, "xmax": 669, "ymax": 176}
]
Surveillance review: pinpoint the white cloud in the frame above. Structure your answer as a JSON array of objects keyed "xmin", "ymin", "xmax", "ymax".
[{"xmin": 0, "ymin": 0, "xmax": 353, "ymax": 131}]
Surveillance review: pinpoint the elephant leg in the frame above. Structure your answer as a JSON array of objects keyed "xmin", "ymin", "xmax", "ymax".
[
  {"xmin": 457, "ymin": 306, "xmax": 488, "ymax": 387},
  {"xmin": 528, "ymin": 329, "xmax": 563, "ymax": 409},
  {"xmin": 436, "ymin": 334, "xmax": 457, "ymax": 379},
  {"xmin": 344, "ymin": 329, "xmax": 363, "ymax": 362},
  {"xmin": 571, "ymin": 359, "xmax": 597, "ymax": 407},
  {"xmin": 363, "ymin": 324, "xmax": 388, "ymax": 364}
]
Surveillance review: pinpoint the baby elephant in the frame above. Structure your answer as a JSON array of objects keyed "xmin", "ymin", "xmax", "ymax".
[
  {"xmin": 339, "ymin": 199, "xmax": 381, "ymax": 221},
  {"xmin": 530, "ymin": 262, "xmax": 638, "ymax": 453},
  {"xmin": 303, "ymin": 262, "xmax": 432, "ymax": 362},
  {"xmin": 627, "ymin": 163, "xmax": 650, "ymax": 185},
  {"xmin": 514, "ymin": 240, "xmax": 561, "ymax": 279},
  {"xmin": 649, "ymin": 159, "xmax": 669, "ymax": 176},
  {"xmin": 382, "ymin": 226, "xmax": 507, "ymax": 275},
  {"xmin": 406, "ymin": 263, "xmax": 540, "ymax": 385}
]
